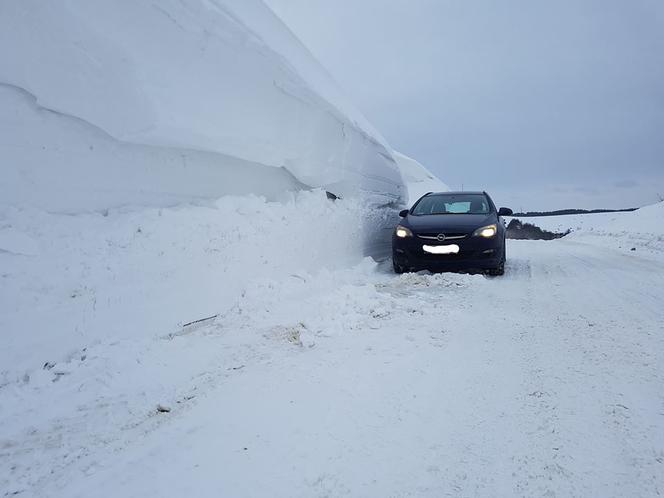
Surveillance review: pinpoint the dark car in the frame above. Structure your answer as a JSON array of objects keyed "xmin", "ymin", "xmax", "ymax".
[{"xmin": 392, "ymin": 191, "xmax": 512, "ymax": 275}]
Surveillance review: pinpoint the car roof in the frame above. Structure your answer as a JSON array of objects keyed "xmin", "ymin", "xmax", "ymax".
[{"xmin": 424, "ymin": 191, "xmax": 486, "ymax": 196}]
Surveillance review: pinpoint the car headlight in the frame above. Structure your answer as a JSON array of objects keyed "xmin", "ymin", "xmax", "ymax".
[
  {"xmin": 395, "ymin": 225, "xmax": 413, "ymax": 238},
  {"xmin": 473, "ymin": 224, "xmax": 497, "ymax": 238}
]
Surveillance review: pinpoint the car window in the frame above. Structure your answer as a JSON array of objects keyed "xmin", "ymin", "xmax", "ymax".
[{"xmin": 412, "ymin": 194, "xmax": 490, "ymax": 215}]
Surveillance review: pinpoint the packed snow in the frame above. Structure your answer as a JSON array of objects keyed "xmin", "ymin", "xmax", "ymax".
[
  {"xmin": 2, "ymin": 195, "xmax": 664, "ymax": 497},
  {"xmin": 0, "ymin": 191, "xmax": 374, "ymax": 380}
]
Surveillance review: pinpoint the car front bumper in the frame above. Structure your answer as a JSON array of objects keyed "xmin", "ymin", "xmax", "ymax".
[{"xmin": 392, "ymin": 234, "xmax": 503, "ymax": 272}]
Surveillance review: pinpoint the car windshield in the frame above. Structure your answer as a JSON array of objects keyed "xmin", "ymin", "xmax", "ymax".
[{"xmin": 411, "ymin": 194, "xmax": 491, "ymax": 215}]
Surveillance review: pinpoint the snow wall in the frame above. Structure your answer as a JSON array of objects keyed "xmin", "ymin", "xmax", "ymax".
[
  {"xmin": 393, "ymin": 151, "xmax": 450, "ymax": 204},
  {"xmin": 0, "ymin": 0, "xmax": 450, "ymax": 376},
  {"xmin": 0, "ymin": 0, "xmax": 406, "ymax": 212}
]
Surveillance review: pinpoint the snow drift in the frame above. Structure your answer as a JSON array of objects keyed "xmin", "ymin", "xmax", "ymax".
[
  {"xmin": 0, "ymin": 191, "xmax": 370, "ymax": 381},
  {"xmin": 0, "ymin": 0, "xmax": 405, "ymax": 212}
]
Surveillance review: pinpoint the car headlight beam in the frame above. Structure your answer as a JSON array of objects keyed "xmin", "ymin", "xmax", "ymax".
[
  {"xmin": 473, "ymin": 224, "xmax": 497, "ymax": 238},
  {"xmin": 395, "ymin": 225, "xmax": 413, "ymax": 238}
]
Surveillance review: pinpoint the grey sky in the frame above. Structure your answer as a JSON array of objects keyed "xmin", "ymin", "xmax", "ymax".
[{"xmin": 266, "ymin": 0, "xmax": 664, "ymax": 210}]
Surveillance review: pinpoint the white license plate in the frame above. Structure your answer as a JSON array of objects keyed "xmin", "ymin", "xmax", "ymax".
[{"xmin": 423, "ymin": 244, "xmax": 460, "ymax": 254}]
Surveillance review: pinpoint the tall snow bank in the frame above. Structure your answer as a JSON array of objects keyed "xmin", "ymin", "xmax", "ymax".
[
  {"xmin": 0, "ymin": 85, "xmax": 306, "ymax": 211},
  {"xmin": 0, "ymin": 0, "xmax": 404, "ymax": 212},
  {"xmin": 393, "ymin": 151, "xmax": 449, "ymax": 204}
]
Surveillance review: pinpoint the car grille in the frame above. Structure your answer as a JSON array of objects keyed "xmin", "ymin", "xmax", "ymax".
[{"xmin": 416, "ymin": 232, "xmax": 468, "ymax": 241}]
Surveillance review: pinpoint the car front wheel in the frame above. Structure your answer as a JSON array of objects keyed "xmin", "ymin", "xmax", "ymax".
[{"xmin": 487, "ymin": 263, "xmax": 505, "ymax": 276}]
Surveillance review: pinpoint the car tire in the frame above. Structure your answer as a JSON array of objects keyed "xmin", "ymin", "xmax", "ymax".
[
  {"xmin": 488, "ymin": 245, "xmax": 506, "ymax": 276},
  {"xmin": 393, "ymin": 259, "xmax": 406, "ymax": 274},
  {"xmin": 488, "ymin": 263, "xmax": 505, "ymax": 276}
]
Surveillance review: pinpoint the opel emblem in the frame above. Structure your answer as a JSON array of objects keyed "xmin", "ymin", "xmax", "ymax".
[{"xmin": 436, "ymin": 233, "xmax": 446, "ymax": 242}]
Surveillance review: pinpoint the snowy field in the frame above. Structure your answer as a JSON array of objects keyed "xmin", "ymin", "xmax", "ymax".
[
  {"xmin": 509, "ymin": 202, "xmax": 664, "ymax": 257},
  {"xmin": 509, "ymin": 211, "xmax": 636, "ymax": 235},
  {"xmin": 1, "ymin": 201, "xmax": 663, "ymax": 497}
]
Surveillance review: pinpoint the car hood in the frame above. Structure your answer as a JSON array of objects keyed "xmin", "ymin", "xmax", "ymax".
[{"xmin": 406, "ymin": 213, "xmax": 495, "ymax": 233}]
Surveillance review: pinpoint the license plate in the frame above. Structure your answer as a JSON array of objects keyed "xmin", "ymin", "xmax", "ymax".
[{"xmin": 423, "ymin": 244, "xmax": 460, "ymax": 254}]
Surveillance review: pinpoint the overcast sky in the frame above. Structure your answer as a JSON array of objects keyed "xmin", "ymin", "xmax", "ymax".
[{"xmin": 266, "ymin": 0, "xmax": 663, "ymax": 210}]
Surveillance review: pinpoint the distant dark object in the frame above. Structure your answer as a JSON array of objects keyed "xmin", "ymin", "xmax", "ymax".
[
  {"xmin": 325, "ymin": 191, "xmax": 340, "ymax": 201},
  {"xmin": 156, "ymin": 404, "xmax": 171, "ymax": 413},
  {"xmin": 506, "ymin": 219, "xmax": 569, "ymax": 240},
  {"xmin": 631, "ymin": 247, "xmax": 636, "ymax": 251},
  {"xmin": 512, "ymin": 207, "xmax": 638, "ymax": 217}
]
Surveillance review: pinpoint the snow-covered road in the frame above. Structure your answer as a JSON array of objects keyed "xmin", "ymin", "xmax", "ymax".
[{"xmin": 2, "ymin": 239, "xmax": 663, "ymax": 497}]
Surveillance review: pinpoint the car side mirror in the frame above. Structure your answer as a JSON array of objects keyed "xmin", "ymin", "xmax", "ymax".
[
  {"xmin": 498, "ymin": 207, "xmax": 513, "ymax": 216},
  {"xmin": 399, "ymin": 209, "xmax": 409, "ymax": 217}
]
